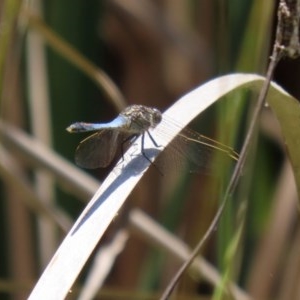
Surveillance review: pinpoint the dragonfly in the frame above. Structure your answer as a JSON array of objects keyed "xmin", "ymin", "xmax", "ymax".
[{"xmin": 66, "ymin": 104, "xmax": 239, "ymax": 171}]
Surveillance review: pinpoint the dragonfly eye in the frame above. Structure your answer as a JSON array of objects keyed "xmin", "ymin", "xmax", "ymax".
[{"xmin": 150, "ymin": 108, "xmax": 162, "ymax": 127}]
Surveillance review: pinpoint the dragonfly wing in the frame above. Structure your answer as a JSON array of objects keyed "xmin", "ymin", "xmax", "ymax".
[
  {"xmin": 74, "ymin": 130, "xmax": 120, "ymax": 169},
  {"xmin": 155, "ymin": 128, "xmax": 238, "ymax": 175}
]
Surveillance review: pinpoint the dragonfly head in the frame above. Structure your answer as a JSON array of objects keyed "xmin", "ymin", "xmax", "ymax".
[{"xmin": 150, "ymin": 108, "xmax": 162, "ymax": 128}]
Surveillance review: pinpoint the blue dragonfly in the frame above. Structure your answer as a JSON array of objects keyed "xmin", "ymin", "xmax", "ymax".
[
  {"xmin": 67, "ymin": 105, "xmax": 162, "ymax": 169},
  {"xmin": 67, "ymin": 105, "xmax": 239, "ymax": 170}
]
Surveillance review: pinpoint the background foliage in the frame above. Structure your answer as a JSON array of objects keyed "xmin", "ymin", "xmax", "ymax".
[{"xmin": 0, "ymin": 0, "xmax": 299, "ymax": 299}]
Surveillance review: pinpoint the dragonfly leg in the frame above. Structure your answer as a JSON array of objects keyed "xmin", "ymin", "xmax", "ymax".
[
  {"xmin": 120, "ymin": 134, "xmax": 138, "ymax": 163},
  {"xmin": 141, "ymin": 133, "xmax": 163, "ymax": 176},
  {"xmin": 120, "ymin": 132, "xmax": 163, "ymax": 175},
  {"xmin": 146, "ymin": 130, "xmax": 161, "ymax": 148}
]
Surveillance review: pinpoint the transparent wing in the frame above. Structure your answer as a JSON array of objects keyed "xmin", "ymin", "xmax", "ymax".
[
  {"xmin": 74, "ymin": 130, "xmax": 121, "ymax": 169},
  {"xmin": 154, "ymin": 119, "xmax": 239, "ymax": 174}
]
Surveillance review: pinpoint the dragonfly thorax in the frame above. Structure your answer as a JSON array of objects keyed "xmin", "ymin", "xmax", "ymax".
[{"xmin": 120, "ymin": 105, "xmax": 162, "ymax": 134}]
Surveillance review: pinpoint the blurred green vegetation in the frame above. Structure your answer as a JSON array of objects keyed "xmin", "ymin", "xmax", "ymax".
[{"xmin": 0, "ymin": 0, "xmax": 299, "ymax": 299}]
